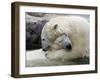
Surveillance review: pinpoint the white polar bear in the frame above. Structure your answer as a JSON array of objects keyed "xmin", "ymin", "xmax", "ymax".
[{"xmin": 41, "ymin": 16, "xmax": 89, "ymax": 61}]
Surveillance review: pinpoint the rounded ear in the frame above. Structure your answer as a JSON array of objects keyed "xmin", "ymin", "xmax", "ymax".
[{"xmin": 53, "ymin": 24, "xmax": 58, "ymax": 30}]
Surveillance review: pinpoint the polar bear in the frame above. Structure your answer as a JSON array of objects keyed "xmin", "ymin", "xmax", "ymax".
[{"xmin": 41, "ymin": 16, "xmax": 89, "ymax": 61}]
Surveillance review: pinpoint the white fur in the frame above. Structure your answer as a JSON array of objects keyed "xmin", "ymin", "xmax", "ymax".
[{"xmin": 41, "ymin": 16, "xmax": 89, "ymax": 61}]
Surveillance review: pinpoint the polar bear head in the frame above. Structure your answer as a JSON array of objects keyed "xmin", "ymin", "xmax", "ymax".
[{"xmin": 41, "ymin": 34, "xmax": 72, "ymax": 51}]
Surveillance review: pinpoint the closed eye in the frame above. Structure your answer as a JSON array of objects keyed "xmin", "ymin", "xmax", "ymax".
[
  {"xmin": 59, "ymin": 40, "xmax": 62, "ymax": 43},
  {"xmin": 42, "ymin": 38, "xmax": 45, "ymax": 41}
]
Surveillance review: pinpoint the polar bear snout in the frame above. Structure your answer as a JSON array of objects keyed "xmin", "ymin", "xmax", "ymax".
[
  {"xmin": 65, "ymin": 43, "xmax": 72, "ymax": 51},
  {"xmin": 43, "ymin": 49, "xmax": 47, "ymax": 51},
  {"xmin": 42, "ymin": 46, "xmax": 50, "ymax": 51},
  {"xmin": 54, "ymin": 35, "xmax": 72, "ymax": 51}
]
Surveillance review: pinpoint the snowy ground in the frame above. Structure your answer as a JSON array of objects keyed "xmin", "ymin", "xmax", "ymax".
[
  {"xmin": 26, "ymin": 49, "xmax": 89, "ymax": 67},
  {"xmin": 26, "ymin": 49, "xmax": 70, "ymax": 67}
]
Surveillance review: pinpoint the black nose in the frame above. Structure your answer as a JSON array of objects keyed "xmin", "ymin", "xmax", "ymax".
[
  {"xmin": 66, "ymin": 44, "xmax": 72, "ymax": 51},
  {"xmin": 42, "ymin": 49, "xmax": 47, "ymax": 51}
]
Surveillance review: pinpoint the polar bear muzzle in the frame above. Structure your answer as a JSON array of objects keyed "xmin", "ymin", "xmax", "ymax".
[
  {"xmin": 55, "ymin": 35, "xmax": 72, "ymax": 51},
  {"xmin": 65, "ymin": 43, "xmax": 72, "ymax": 51}
]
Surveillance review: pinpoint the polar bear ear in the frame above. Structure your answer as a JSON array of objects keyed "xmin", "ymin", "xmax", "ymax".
[{"xmin": 53, "ymin": 24, "xmax": 58, "ymax": 30}]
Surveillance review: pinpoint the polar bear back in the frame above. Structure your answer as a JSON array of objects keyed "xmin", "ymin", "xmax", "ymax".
[{"xmin": 41, "ymin": 16, "xmax": 89, "ymax": 41}]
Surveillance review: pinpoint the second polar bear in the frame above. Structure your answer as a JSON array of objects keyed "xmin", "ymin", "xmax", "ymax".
[{"xmin": 41, "ymin": 16, "xmax": 89, "ymax": 61}]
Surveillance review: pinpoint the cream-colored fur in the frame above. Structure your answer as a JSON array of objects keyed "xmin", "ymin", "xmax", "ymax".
[{"xmin": 41, "ymin": 16, "xmax": 89, "ymax": 61}]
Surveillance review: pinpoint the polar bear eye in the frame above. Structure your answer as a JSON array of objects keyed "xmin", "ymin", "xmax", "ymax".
[
  {"xmin": 53, "ymin": 24, "xmax": 58, "ymax": 30},
  {"xmin": 59, "ymin": 40, "xmax": 62, "ymax": 43},
  {"xmin": 42, "ymin": 38, "xmax": 45, "ymax": 41},
  {"xmin": 58, "ymin": 39, "xmax": 62, "ymax": 43},
  {"xmin": 34, "ymin": 22, "xmax": 37, "ymax": 24}
]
